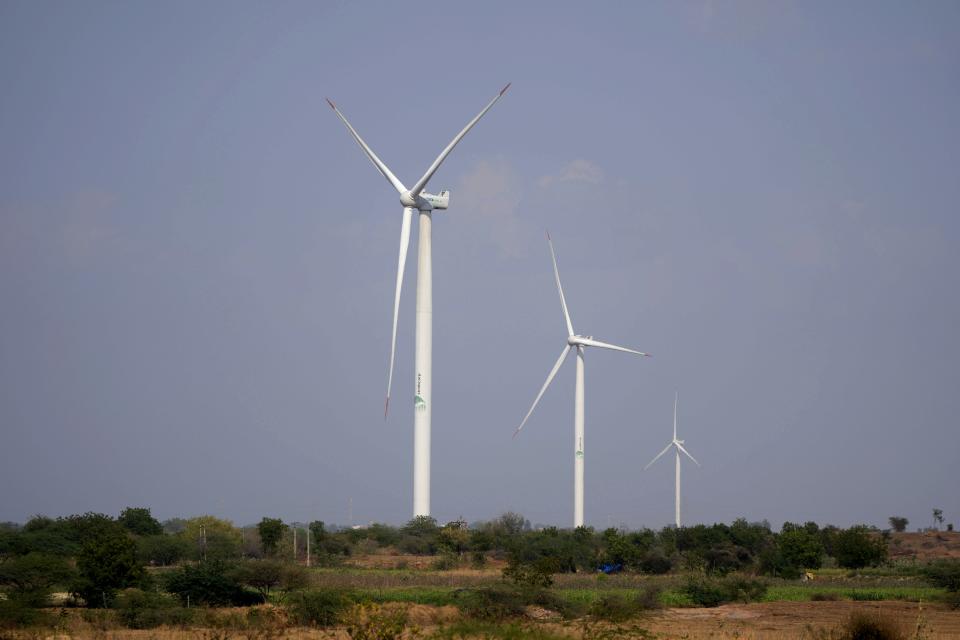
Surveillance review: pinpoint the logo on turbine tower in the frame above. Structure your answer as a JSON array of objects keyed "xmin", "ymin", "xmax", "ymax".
[
  {"xmin": 576, "ymin": 438, "xmax": 583, "ymax": 459},
  {"xmin": 415, "ymin": 373, "xmax": 426, "ymax": 411}
]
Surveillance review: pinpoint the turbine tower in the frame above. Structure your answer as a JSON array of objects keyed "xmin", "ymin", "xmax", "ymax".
[
  {"xmin": 644, "ymin": 392, "xmax": 700, "ymax": 528},
  {"xmin": 514, "ymin": 234, "xmax": 650, "ymax": 528},
  {"xmin": 328, "ymin": 85, "xmax": 510, "ymax": 518}
]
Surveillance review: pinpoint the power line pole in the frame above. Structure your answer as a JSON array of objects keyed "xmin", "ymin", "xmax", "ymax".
[
  {"xmin": 306, "ymin": 523, "xmax": 311, "ymax": 568},
  {"xmin": 293, "ymin": 525, "xmax": 297, "ymax": 563}
]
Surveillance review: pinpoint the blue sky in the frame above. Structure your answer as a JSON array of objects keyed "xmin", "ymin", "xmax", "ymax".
[{"xmin": 1, "ymin": 1, "xmax": 958, "ymax": 530}]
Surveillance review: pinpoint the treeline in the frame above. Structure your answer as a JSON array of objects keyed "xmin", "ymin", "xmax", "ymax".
[{"xmin": 1, "ymin": 509, "xmax": 890, "ymax": 591}]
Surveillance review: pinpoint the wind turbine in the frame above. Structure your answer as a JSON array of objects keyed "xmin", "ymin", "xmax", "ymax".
[
  {"xmin": 514, "ymin": 234, "xmax": 650, "ymax": 528},
  {"xmin": 327, "ymin": 85, "xmax": 510, "ymax": 518},
  {"xmin": 644, "ymin": 392, "xmax": 700, "ymax": 528}
]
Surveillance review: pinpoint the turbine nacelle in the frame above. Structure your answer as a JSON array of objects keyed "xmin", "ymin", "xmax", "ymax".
[{"xmin": 401, "ymin": 190, "xmax": 449, "ymax": 211}]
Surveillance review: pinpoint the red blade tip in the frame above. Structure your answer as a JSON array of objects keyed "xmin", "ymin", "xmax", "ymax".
[
  {"xmin": 500, "ymin": 82, "xmax": 511, "ymax": 96},
  {"xmin": 326, "ymin": 98, "xmax": 336, "ymax": 110}
]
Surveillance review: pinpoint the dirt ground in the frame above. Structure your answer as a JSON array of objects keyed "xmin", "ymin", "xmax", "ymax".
[
  {"xmin": 21, "ymin": 601, "xmax": 960, "ymax": 639},
  {"xmin": 889, "ymin": 532, "xmax": 960, "ymax": 562},
  {"xmin": 642, "ymin": 600, "xmax": 960, "ymax": 638}
]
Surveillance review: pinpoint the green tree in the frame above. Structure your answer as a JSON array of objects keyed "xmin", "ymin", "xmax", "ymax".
[
  {"xmin": 834, "ymin": 526, "xmax": 887, "ymax": 569},
  {"xmin": 164, "ymin": 560, "xmax": 256, "ymax": 607},
  {"xmin": 118, "ymin": 508, "xmax": 162, "ymax": 536},
  {"xmin": 178, "ymin": 516, "xmax": 241, "ymax": 561},
  {"xmin": 137, "ymin": 534, "xmax": 190, "ymax": 566},
  {"xmin": 231, "ymin": 559, "xmax": 310, "ymax": 603},
  {"xmin": 0, "ymin": 553, "xmax": 75, "ymax": 606},
  {"xmin": 74, "ymin": 522, "xmax": 144, "ymax": 607},
  {"xmin": 257, "ymin": 518, "xmax": 287, "ymax": 556},
  {"xmin": 779, "ymin": 528, "xmax": 825, "ymax": 570},
  {"xmin": 888, "ymin": 516, "xmax": 909, "ymax": 533}
]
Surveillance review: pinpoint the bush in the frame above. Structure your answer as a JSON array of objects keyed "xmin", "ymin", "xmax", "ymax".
[
  {"xmin": 455, "ymin": 586, "xmax": 529, "ymax": 621},
  {"xmin": 502, "ymin": 557, "xmax": 555, "ymax": 588},
  {"xmin": 114, "ymin": 588, "xmax": 194, "ymax": 629},
  {"xmin": 0, "ymin": 552, "xmax": 75, "ymax": 606},
  {"xmin": 0, "ymin": 599, "xmax": 50, "ymax": 628},
  {"xmin": 164, "ymin": 561, "xmax": 260, "ymax": 606},
  {"xmin": 810, "ymin": 591, "xmax": 841, "ymax": 601},
  {"xmin": 639, "ymin": 549, "xmax": 672, "ymax": 575},
  {"xmin": 839, "ymin": 610, "xmax": 904, "ymax": 640},
  {"xmin": 343, "ymin": 602, "xmax": 409, "ymax": 640},
  {"xmin": 432, "ymin": 552, "xmax": 459, "ymax": 571},
  {"xmin": 683, "ymin": 575, "xmax": 767, "ymax": 607},
  {"xmin": 922, "ymin": 560, "xmax": 960, "ymax": 592},
  {"xmin": 588, "ymin": 593, "xmax": 645, "ymax": 622},
  {"xmin": 286, "ymin": 589, "xmax": 354, "ymax": 627}
]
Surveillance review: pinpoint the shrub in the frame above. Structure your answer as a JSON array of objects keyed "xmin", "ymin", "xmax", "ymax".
[
  {"xmin": 432, "ymin": 552, "xmax": 459, "ymax": 571},
  {"xmin": 164, "ymin": 561, "xmax": 259, "ymax": 606},
  {"xmin": 588, "ymin": 593, "xmax": 643, "ymax": 622},
  {"xmin": 0, "ymin": 552, "xmax": 75, "ymax": 606},
  {"xmin": 0, "ymin": 599, "xmax": 50, "ymax": 629},
  {"xmin": 840, "ymin": 610, "xmax": 904, "ymax": 640},
  {"xmin": 343, "ymin": 602, "xmax": 409, "ymax": 640},
  {"xmin": 455, "ymin": 586, "xmax": 529, "ymax": 621},
  {"xmin": 922, "ymin": 560, "xmax": 960, "ymax": 592},
  {"xmin": 113, "ymin": 588, "xmax": 194, "ymax": 629},
  {"xmin": 810, "ymin": 591, "xmax": 840, "ymax": 601},
  {"xmin": 286, "ymin": 589, "xmax": 354, "ymax": 627},
  {"xmin": 502, "ymin": 557, "xmax": 555, "ymax": 589},
  {"xmin": 639, "ymin": 549, "xmax": 672, "ymax": 575},
  {"xmin": 683, "ymin": 575, "xmax": 767, "ymax": 607}
]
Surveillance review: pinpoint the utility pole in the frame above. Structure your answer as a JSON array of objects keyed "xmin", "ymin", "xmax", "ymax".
[
  {"xmin": 293, "ymin": 525, "xmax": 297, "ymax": 563},
  {"xmin": 306, "ymin": 524, "xmax": 311, "ymax": 567},
  {"xmin": 348, "ymin": 497, "xmax": 353, "ymax": 528}
]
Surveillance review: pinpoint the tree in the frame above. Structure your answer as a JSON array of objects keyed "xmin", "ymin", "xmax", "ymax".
[
  {"xmin": 779, "ymin": 528, "xmax": 825, "ymax": 570},
  {"xmin": 888, "ymin": 516, "xmax": 909, "ymax": 533},
  {"xmin": 834, "ymin": 526, "xmax": 887, "ymax": 569},
  {"xmin": 74, "ymin": 521, "xmax": 144, "ymax": 607},
  {"xmin": 934, "ymin": 509, "xmax": 944, "ymax": 530},
  {"xmin": 258, "ymin": 518, "xmax": 287, "ymax": 556},
  {"xmin": 164, "ymin": 560, "xmax": 257, "ymax": 607},
  {"xmin": 118, "ymin": 508, "xmax": 162, "ymax": 537},
  {"xmin": 0, "ymin": 553, "xmax": 75, "ymax": 606},
  {"xmin": 137, "ymin": 534, "xmax": 190, "ymax": 566},
  {"xmin": 231, "ymin": 559, "xmax": 309, "ymax": 603},
  {"xmin": 177, "ymin": 516, "xmax": 241, "ymax": 561}
]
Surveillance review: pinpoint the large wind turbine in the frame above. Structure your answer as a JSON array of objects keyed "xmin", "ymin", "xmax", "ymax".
[
  {"xmin": 644, "ymin": 392, "xmax": 700, "ymax": 528},
  {"xmin": 514, "ymin": 234, "xmax": 650, "ymax": 528},
  {"xmin": 328, "ymin": 84, "xmax": 510, "ymax": 518}
]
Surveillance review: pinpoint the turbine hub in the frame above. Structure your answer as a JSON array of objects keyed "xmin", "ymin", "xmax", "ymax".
[{"xmin": 400, "ymin": 191, "xmax": 417, "ymax": 207}]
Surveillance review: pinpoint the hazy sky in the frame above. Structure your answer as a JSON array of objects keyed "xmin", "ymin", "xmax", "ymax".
[{"xmin": 2, "ymin": 1, "xmax": 958, "ymax": 531}]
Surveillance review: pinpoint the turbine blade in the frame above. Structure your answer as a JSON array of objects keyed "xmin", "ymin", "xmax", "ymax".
[
  {"xmin": 547, "ymin": 232, "xmax": 575, "ymax": 336},
  {"xmin": 513, "ymin": 344, "xmax": 571, "ymax": 437},
  {"xmin": 327, "ymin": 98, "xmax": 407, "ymax": 194},
  {"xmin": 577, "ymin": 336, "xmax": 649, "ymax": 357},
  {"xmin": 644, "ymin": 442, "xmax": 673, "ymax": 470},
  {"xmin": 673, "ymin": 391, "xmax": 678, "ymax": 441},
  {"xmin": 677, "ymin": 442, "xmax": 700, "ymax": 467},
  {"xmin": 385, "ymin": 207, "xmax": 414, "ymax": 418},
  {"xmin": 408, "ymin": 83, "xmax": 510, "ymax": 199}
]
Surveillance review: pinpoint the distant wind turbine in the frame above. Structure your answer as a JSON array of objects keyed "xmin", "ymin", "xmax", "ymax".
[
  {"xmin": 328, "ymin": 85, "xmax": 510, "ymax": 518},
  {"xmin": 513, "ymin": 233, "xmax": 650, "ymax": 528},
  {"xmin": 645, "ymin": 392, "xmax": 700, "ymax": 528}
]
